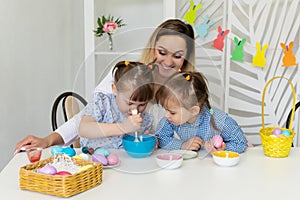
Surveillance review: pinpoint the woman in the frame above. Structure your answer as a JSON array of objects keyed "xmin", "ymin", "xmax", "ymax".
[{"xmin": 14, "ymin": 19, "xmax": 196, "ymax": 153}]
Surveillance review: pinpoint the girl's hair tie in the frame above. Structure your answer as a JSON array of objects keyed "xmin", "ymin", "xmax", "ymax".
[
  {"xmin": 185, "ymin": 74, "xmax": 191, "ymax": 81},
  {"xmin": 209, "ymin": 108, "xmax": 214, "ymax": 115},
  {"xmin": 124, "ymin": 61, "xmax": 130, "ymax": 66}
]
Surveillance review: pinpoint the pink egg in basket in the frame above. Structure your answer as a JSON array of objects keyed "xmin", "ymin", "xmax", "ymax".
[{"xmin": 272, "ymin": 127, "xmax": 282, "ymax": 135}]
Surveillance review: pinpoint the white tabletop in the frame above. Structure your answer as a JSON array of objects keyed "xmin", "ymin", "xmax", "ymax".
[{"xmin": 1, "ymin": 147, "xmax": 299, "ymax": 200}]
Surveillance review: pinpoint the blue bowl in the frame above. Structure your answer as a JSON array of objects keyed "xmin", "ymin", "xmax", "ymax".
[{"xmin": 122, "ymin": 134, "xmax": 156, "ymax": 158}]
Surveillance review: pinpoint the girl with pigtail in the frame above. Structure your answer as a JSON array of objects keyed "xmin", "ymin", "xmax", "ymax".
[
  {"xmin": 155, "ymin": 71, "xmax": 248, "ymax": 154},
  {"xmin": 78, "ymin": 61, "xmax": 156, "ymax": 149}
]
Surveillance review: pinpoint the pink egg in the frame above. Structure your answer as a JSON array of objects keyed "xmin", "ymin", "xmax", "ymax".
[
  {"xmin": 37, "ymin": 165, "xmax": 57, "ymax": 175},
  {"xmin": 56, "ymin": 171, "xmax": 72, "ymax": 176},
  {"xmin": 107, "ymin": 153, "xmax": 119, "ymax": 165},
  {"xmin": 272, "ymin": 128, "xmax": 282, "ymax": 135},
  {"xmin": 212, "ymin": 135, "xmax": 223, "ymax": 149},
  {"xmin": 92, "ymin": 154, "xmax": 108, "ymax": 165}
]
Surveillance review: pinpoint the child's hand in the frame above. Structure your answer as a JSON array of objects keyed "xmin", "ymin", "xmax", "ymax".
[
  {"xmin": 204, "ymin": 141, "xmax": 226, "ymax": 155},
  {"xmin": 121, "ymin": 113, "xmax": 143, "ymax": 133},
  {"xmin": 181, "ymin": 136, "xmax": 204, "ymax": 151}
]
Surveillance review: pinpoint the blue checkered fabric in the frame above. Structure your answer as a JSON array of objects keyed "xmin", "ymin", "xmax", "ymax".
[
  {"xmin": 80, "ymin": 92, "xmax": 154, "ymax": 149},
  {"xmin": 156, "ymin": 106, "xmax": 247, "ymax": 153}
]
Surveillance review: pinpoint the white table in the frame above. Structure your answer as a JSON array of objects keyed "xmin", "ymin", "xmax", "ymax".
[{"xmin": 0, "ymin": 147, "xmax": 299, "ymax": 200}]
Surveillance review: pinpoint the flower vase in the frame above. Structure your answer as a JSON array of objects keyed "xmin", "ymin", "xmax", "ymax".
[{"xmin": 108, "ymin": 34, "xmax": 113, "ymax": 51}]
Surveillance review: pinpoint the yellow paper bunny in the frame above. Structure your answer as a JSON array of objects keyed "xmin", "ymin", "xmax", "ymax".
[
  {"xmin": 183, "ymin": 0, "xmax": 202, "ymax": 26},
  {"xmin": 252, "ymin": 42, "xmax": 269, "ymax": 68}
]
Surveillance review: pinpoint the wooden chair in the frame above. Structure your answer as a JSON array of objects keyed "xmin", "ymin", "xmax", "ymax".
[
  {"xmin": 285, "ymin": 101, "xmax": 300, "ymax": 147},
  {"xmin": 51, "ymin": 91, "xmax": 87, "ymax": 148}
]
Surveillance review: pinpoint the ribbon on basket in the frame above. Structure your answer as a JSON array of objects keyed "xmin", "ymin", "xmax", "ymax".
[{"xmin": 260, "ymin": 76, "xmax": 296, "ymax": 158}]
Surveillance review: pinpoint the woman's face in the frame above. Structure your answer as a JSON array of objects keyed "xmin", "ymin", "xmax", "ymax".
[{"xmin": 154, "ymin": 35, "xmax": 187, "ymax": 79}]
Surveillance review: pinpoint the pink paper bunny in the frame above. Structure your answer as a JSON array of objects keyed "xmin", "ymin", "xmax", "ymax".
[
  {"xmin": 280, "ymin": 41, "xmax": 297, "ymax": 67},
  {"xmin": 212, "ymin": 26, "xmax": 230, "ymax": 51}
]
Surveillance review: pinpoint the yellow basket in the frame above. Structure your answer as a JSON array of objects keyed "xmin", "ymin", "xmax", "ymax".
[
  {"xmin": 259, "ymin": 76, "xmax": 296, "ymax": 158},
  {"xmin": 19, "ymin": 156, "xmax": 103, "ymax": 197}
]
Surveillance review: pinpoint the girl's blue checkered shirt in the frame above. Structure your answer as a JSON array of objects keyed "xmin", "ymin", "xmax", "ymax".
[{"xmin": 155, "ymin": 106, "xmax": 247, "ymax": 153}]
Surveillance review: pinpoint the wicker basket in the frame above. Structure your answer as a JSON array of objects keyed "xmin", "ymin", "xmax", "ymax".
[
  {"xmin": 19, "ymin": 156, "xmax": 103, "ymax": 197},
  {"xmin": 259, "ymin": 76, "xmax": 296, "ymax": 158}
]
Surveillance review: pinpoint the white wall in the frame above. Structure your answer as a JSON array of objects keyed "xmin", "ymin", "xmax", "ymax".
[{"xmin": 0, "ymin": 0, "xmax": 85, "ymax": 171}]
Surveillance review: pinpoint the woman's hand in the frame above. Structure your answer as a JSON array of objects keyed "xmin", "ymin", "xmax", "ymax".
[
  {"xmin": 14, "ymin": 132, "xmax": 64, "ymax": 154},
  {"xmin": 181, "ymin": 136, "xmax": 204, "ymax": 151},
  {"xmin": 14, "ymin": 135, "xmax": 47, "ymax": 154}
]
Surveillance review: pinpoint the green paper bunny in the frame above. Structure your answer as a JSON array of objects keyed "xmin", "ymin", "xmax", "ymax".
[
  {"xmin": 183, "ymin": 0, "xmax": 202, "ymax": 26},
  {"xmin": 231, "ymin": 37, "xmax": 246, "ymax": 62}
]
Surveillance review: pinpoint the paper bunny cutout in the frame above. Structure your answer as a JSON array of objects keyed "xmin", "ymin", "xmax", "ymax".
[
  {"xmin": 183, "ymin": 0, "xmax": 202, "ymax": 26},
  {"xmin": 195, "ymin": 14, "xmax": 215, "ymax": 39},
  {"xmin": 212, "ymin": 26, "xmax": 230, "ymax": 51},
  {"xmin": 252, "ymin": 42, "xmax": 268, "ymax": 68},
  {"xmin": 231, "ymin": 37, "xmax": 246, "ymax": 62},
  {"xmin": 280, "ymin": 41, "xmax": 297, "ymax": 67}
]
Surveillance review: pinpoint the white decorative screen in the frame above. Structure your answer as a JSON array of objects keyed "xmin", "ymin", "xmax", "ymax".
[{"xmin": 177, "ymin": 0, "xmax": 300, "ymax": 145}]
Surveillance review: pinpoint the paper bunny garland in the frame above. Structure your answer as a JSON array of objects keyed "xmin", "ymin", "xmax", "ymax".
[
  {"xmin": 183, "ymin": 0, "xmax": 202, "ymax": 26},
  {"xmin": 280, "ymin": 41, "xmax": 297, "ymax": 67},
  {"xmin": 196, "ymin": 14, "xmax": 215, "ymax": 39},
  {"xmin": 231, "ymin": 37, "xmax": 246, "ymax": 62},
  {"xmin": 252, "ymin": 42, "xmax": 269, "ymax": 68},
  {"xmin": 212, "ymin": 26, "xmax": 230, "ymax": 51}
]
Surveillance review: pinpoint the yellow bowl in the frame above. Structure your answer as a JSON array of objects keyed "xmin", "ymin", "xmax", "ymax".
[{"xmin": 212, "ymin": 151, "xmax": 240, "ymax": 167}]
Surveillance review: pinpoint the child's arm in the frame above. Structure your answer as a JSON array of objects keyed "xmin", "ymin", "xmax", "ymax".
[
  {"xmin": 156, "ymin": 118, "xmax": 183, "ymax": 150},
  {"xmin": 220, "ymin": 116, "xmax": 248, "ymax": 153},
  {"xmin": 78, "ymin": 114, "xmax": 142, "ymax": 138}
]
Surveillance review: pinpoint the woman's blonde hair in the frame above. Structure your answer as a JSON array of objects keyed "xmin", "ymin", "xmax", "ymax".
[{"xmin": 140, "ymin": 19, "xmax": 195, "ymax": 72}]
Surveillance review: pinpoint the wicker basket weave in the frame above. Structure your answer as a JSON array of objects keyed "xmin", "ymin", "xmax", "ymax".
[
  {"xmin": 19, "ymin": 156, "xmax": 103, "ymax": 197},
  {"xmin": 259, "ymin": 76, "xmax": 296, "ymax": 158}
]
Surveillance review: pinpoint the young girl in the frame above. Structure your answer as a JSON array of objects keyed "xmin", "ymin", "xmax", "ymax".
[
  {"xmin": 155, "ymin": 72, "xmax": 248, "ymax": 154},
  {"xmin": 78, "ymin": 61, "xmax": 155, "ymax": 149}
]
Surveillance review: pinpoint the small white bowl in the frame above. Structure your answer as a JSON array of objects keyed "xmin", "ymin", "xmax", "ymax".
[
  {"xmin": 155, "ymin": 153, "xmax": 183, "ymax": 169},
  {"xmin": 213, "ymin": 151, "xmax": 240, "ymax": 167}
]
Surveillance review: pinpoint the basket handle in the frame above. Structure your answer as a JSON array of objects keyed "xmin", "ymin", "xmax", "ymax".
[{"xmin": 262, "ymin": 76, "xmax": 296, "ymax": 130}]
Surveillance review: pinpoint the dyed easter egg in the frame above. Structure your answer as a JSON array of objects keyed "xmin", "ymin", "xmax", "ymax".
[
  {"xmin": 272, "ymin": 128, "xmax": 282, "ymax": 135},
  {"xmin": 107, "ymin": 153, "xmax": 119, "ymax": 165},
  {"xmin": 212, "ymin": 135, "xmax": 223, "ymax": 149},
  {"xmin": 92, "ymin": 154, "xmax": 108, "ymax": 165},
  {"xmin": 37, "ymin": 165, "xmax": 57, "ymax": 175},
  {"xmin": 51, "ymin": 146, "xmax": 64, "ymax": 156},
  {"xmin": 81, "ymin": 146, "xmax": 89, "ymax": 154},
  {"xmin": 77, "ymin": 164, "xmax": 93, "ymax": 173},
  {"xmin": 56, "ymin": 171, "xmax": 72, "ymax": 176},
  {"xmin": 79, "ymin": 153, "xmax": 89, "ymax": 160},
  {"xmin": 94, "ymin": 147, "xmax": 110, "ymax": 157},
  {"xmin": 62, "ymin": 147, "xmax": 76, "ymax": 157},
  {"xmin": 72, "ymin": 155, "xmax": 82, "ymax": 160},
  {"xmin": 282, "ymin": 130, "xmax": 291, "ymax": 137}
]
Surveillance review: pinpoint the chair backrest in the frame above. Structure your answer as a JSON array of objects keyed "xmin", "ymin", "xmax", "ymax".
[
  {"xmin": 51, "ymin": 92, "xmax": 87, "ymax": 131},
  {"xmin": 286, "ymin": 101, "xmax": 300, "ymax": 147}
]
